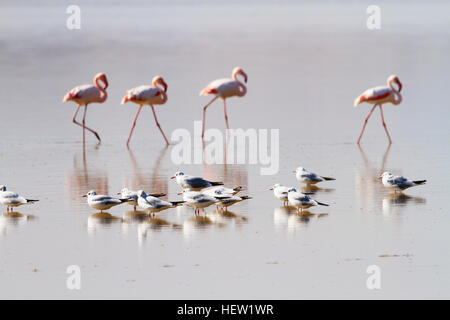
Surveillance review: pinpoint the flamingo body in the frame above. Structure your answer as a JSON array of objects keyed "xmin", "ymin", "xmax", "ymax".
[
  {"xmin": 354, "ymin": 75, "xmax": 403, "ymax": 144},
  {"xmin": 63, "ymin": 73, "xmax": 108, "ymax": 143},
  {"xmin": 122, "ymin": 76, "xmax": 169, "ymax": 146},
  {"xmin": 200, "ymin": 67, "xmax": 248, "ymax": 138}
]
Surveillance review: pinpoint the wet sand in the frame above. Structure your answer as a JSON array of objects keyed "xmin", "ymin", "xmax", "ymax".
[{"xmin": 0, "ymin": 1, "xmax": 449, "ymax": 299}]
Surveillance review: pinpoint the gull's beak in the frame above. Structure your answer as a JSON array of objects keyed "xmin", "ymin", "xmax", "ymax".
[
  {"xmin": 116, "ymin": 192, "xmax": 121, "ymax": 195},
  {"xmin": 292, "ymin": 170, "xmax": 296, "ymax": 173},
  {"xmin": 269, "ymin": 188, "xmax": 273, "ymax": 190},
  {"xmin": 177, "ymin": 192, "xmax": 183, "ymax": 195},
  {"xmin": 82, "ymin": 194, "xmax": 87, "ymax": 198},
  {"xmin": 282, "ymin": 192, "xmax": 288, "ymax": 195},
  {"xmin": 171, "ymin": 176, "xmax": 176, "ymax": 179},
  {"xmin": 378, "ymin": 175, "xmax": 383, "ymax": 179}
]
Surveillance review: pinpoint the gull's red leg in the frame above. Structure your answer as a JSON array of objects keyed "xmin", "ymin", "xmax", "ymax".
[
  {"xmin": 379, "ymin": 105, "xmax": 392, "ymax": 144},
  {"xmin": 126, "ymin": 105, "xmax": 143, "ymax": 147},
  {"xmin": 357, "ymin": 104, "xmax": 377, "ymax": 144}
]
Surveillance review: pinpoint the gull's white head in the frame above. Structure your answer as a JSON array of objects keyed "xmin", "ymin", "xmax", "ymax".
[
  {"xmin": 83, "ymin": 190, "xmax": 97, "ymax": 198},
  {"xmin": 171, "ymin": 171, "xmax": 185, "ymax": 179},
  {"xmin": 0, "ymin": 185, "xmax": 6, "ymax": 192},
  {"xmin": 380, "ymin": 172, "xmax": 393, "ymax": 180},
  {"xmin": 137, "ymin": 190, "xmax": 147, "ymax": 198},
  {"xmin": 117, "ymin": 187, "xmax": 129, "ymax": 195},
  {"xmin": 294, "ymin": 167, "xmax": 306, "ymax": 174},
  {"xmin": 270, "ymin": 183, "xmax": 282, "ymax": 190}
]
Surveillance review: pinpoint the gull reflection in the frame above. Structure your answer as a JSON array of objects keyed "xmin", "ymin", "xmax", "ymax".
[
  {"xmin": 182, "ymin": 215, "xmax": 226, "ymax": 239},
  {"xmin": 137, "ymin": 217, "xmax": 181, "ymax": 245},
  {"xmin": 209, "ymin": 209, "xmax": 248, "ymax": 226},
  {"xmin": 0, "ymin": 211, "xmax": 36, "ymax": 236},
  {"xmin": 382, "ymin": 192, "xmax": 426, "ymax": 216},
  {"xmin": 87, "ymin": 212, "xmax": 122, "ymax": 234},
  {"xmin": 273, "ymin": 206, "xmax": 328, "ymax": 233},
  {"xmin": 300, "ymin": 184, "xmax": 335, "ymax": 195}
]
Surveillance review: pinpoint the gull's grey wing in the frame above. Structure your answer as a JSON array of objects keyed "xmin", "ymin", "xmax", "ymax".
[
  {"xmin": 184, "ymin": 177, "xmax": 211, "ymax": 188},
  {"xmin": 390, "ymin": 176, "xmax": 412, "ymax": 189},
  {"xmin": 301, "ymin": 173, "xmax": 322, "ymax": 182}
]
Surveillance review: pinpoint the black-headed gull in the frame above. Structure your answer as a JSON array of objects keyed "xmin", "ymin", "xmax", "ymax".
[
  {"xmin": 294, "ymin": 167, "xmax": 335, "ymax": 185},
  {"xmin": 171, "ymin": 171, "xmax": 224, "ymax": 190},
  {"xmin": 83, "ymin": 190, "xmax": 128, "ymax": 212},
  {"xmin": 117, "ymin": 187, "xmax": 166, "ymax": 211},
  {"xmin": 287, "ymin": 188, "xmax": 329, "ymax": 212},
  {"xmin": 178, "ymin": 190, "xmax": 229, "ymax": 215},
  {"xmin": 217, "ymin": 195, "xmax": 252, "ymax": 212},
  {"xmin": 202, "ymin": 185, "xmax": 242, "ymax": 197},
  {"xmin": 0, "ymin": 185, "xmax": 38, "ymax": 212},
  {"xmin": 137, "ymin": 190, "xmax": 184, "ymax": 218},
  {"xmin": 380, "ymin": 172, "xmax": 426, "ymax": 192},
  {"xmin": 270, "ymin": 183, "xmax": 291, "ymax": 206}
]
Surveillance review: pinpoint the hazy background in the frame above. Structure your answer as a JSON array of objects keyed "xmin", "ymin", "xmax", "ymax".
[{"xmin": 0, "ymin": 0, "xmax": 449, "ymax": 299}]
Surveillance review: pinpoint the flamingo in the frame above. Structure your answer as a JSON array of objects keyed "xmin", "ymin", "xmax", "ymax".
[
  {"xmin": 121, "ymin": 76, "xmax": 170, "ymax": 147},
  {"xmin": 354, "ymin": 75, "xmax": 403, "ymax": 145},
  {"xmin": 199, "ymin": 67, "xmax": 248, "ymax": 138},
  {"xmin": 62, "ymin": 73, "xmax": 108, "ymax": 143}
]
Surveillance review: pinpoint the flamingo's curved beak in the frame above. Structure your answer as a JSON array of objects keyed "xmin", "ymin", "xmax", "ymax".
[
  {"xmin": 243, "ymin": 72, "xmax": 248, "ymax": 83},
  {"xmin": 162, "ymin": 82, "xmax": 168, "ymax": 93}
]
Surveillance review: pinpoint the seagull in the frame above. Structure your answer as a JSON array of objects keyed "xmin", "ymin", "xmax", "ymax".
[
  {"xmin": 217, "ymin": 195, "xmax": 252, "ymax": 212},
  {"xmin": 83, "ymin": 190, "xmax": 128, "ymax": 212},
  {"xmin": 287, "ymin": 188, "xmax": 329, "ymax": 212},
  {"xmin": 270, "ymin": 184, "xmax": 291, "ymax": 206},
  {"xmin": 178, "ymin": 190, "xmax": 229, "ymax": 215},
  {"xmin": 171, "ymin": 171, "xmax": 224, "ymax": 190},
  {"xmin": 0, "ymin": 185, "xmax": 39, "ymax": 212},
  {"xmin": 202, "ymin": 186, "xmax": 242, "ymax": 197},
  {"xmin": 117, "ymin": 188, "xmax": 166, "ymax": 211},
  {"xmin": 137, "ymin": 190, "xmax": 183, "ymax": 218},
  {"xmin": 294, "ymin": 167, "xmax": 335, "ymax": 185},
  {"xmin": 380, "ymin": 172, "xmax": 426, "ymax": 193}
]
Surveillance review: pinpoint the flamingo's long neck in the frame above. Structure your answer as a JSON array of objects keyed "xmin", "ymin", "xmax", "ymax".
[
  {"xmin": 153, "ymin": 81, "xmax": 168, "ymax": 103},
  {"xmin": 232, "ymin": 71, "xmax": 247, "ymax": 97},
  {"xmin": 387, "ymin": 79, "xmax": 402, "ymax": 105},
  {"xmin": 94, "ymin": 77, "xmax": 107, "ymax": 102}
]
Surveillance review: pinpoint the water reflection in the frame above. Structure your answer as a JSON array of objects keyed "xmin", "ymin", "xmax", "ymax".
[
  {"xmin": 382, "ymin": 193, "xmax": 426, "ymax": 216},
  {"xmin": 355, "ymin": 144, "xmax": 391, "ymax": 213},
  {"xmin": 137, "ymin": 217, "xmax": 181, "ymax": 245},
  {"xmin": 182, "ymin": 215, "xmax": 226, "ymax": 239},
  {"xmin": 273, "ymin": 206, "xmax": 328, "ymax": 232},
  {"xmin": 300, "ymin": 184, "xmax": 335, "ymax": 195},
  {"xmin": 0, "ymin": 212, "xmax": 36, "ymax": 236},
  {"xmin": 122, "ymin": 147, "xmax": 169, "ymax": 198},
  {"xmin": 87, "ymin": 212, "xmax": 122, "ymax": 233},
  {"xmin": 66, "ymin": 145, "xmax": 108, "ymax": 213}
]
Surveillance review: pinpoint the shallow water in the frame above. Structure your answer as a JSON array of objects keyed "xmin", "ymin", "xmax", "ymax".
[{"xmin": 0, "ymin": 1, "xmax": 449, "ymax": 299}]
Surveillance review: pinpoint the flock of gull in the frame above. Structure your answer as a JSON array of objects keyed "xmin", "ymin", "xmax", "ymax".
[{"xmin": 0, "ymin": 169, "xmax": 426, "ymax": 216}]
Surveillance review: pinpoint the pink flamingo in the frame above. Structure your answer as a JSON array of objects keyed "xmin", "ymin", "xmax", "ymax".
[
  {"xmin": 62, "ymin": 73, "xmax": 108, "ymax": 143},
  {"xmin": 121, "ymin": 76, "xmax": 169, "ymax": 147},
  {"xmin": 354, "ymin": 75, "xmax": 403, "ymax": 145},
  {"xmin": 199, "ymin": 67, "xmax": 248, "ymax": 138}
]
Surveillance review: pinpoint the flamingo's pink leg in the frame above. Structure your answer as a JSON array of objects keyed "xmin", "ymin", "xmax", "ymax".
[
  {"xmin": 379, "ymin": 105, "xmax": 392, "ymax": 144},
  {"xmin": 201, "ymin": 96, "xmax": 219, "ymax": 138},
  {"xmin": 72, "ymin": 104, "xmax": 101, "ymax": 142},
  {"xmin": 126, "ymin": 105, "xmax": 143, "ymax": 147},
  {"xmin": 223, "ymin": 99, "xmax": 229, "ymax": 130},
  {"xmin": 356, "ymin": 104, "xmax": 377, "ymax": 144},
  {"xmin": 150, "ymin": 105, "xmax": 169, "ymax": 146}
]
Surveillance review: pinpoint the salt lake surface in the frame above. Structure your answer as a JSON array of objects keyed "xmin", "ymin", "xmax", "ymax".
[{"xmin": 0, "ymin": 0, "xmax": 449, "ymax": 299}]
